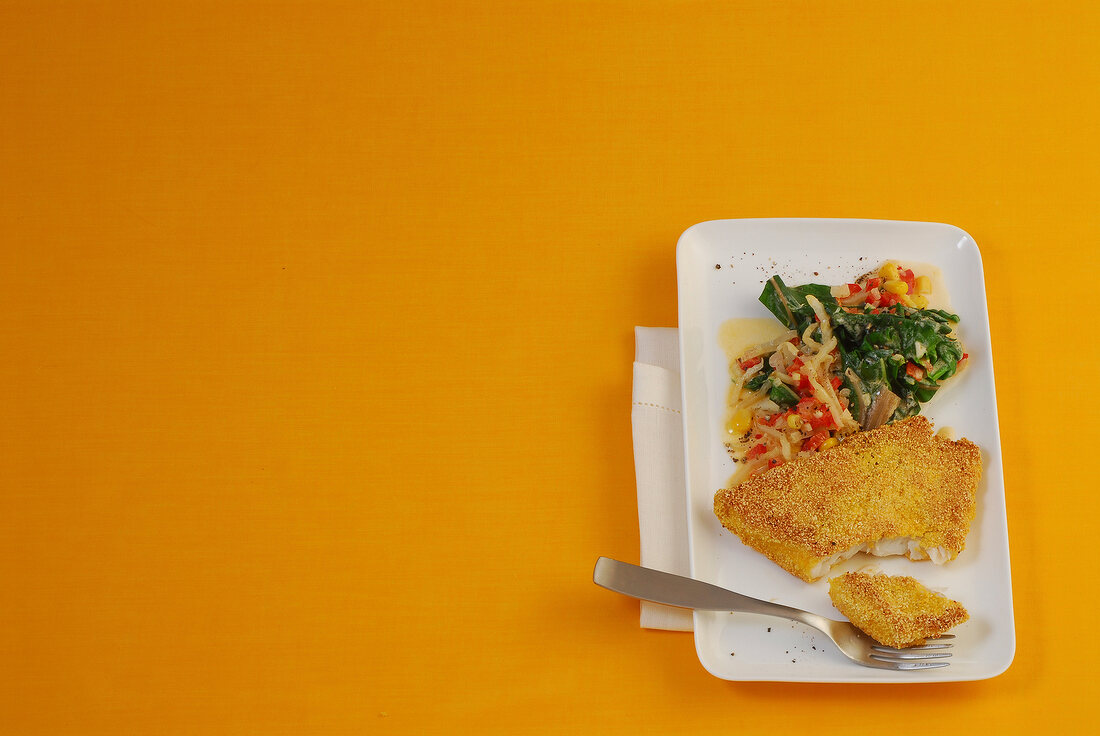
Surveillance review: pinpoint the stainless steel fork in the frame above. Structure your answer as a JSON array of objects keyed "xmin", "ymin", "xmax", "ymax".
[{"xmin": 593, "ymin": 557, "xmax": 952, "ymax": 670}]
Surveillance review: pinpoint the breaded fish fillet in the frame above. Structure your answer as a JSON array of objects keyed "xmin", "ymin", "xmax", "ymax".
[
  {"xmin": 712, "ymin": 416, "xmax": 980, "ymax": 582},
  {"xmin": 828, "ymin": 571, "xmax": 969, "ymax": 648}
]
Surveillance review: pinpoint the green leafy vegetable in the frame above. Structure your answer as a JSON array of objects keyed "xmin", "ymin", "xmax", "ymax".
[
  {"xmin": 757, "ymin": 275, "xmax": 965, "ymax": 426},
  {"xmin": 768, "ymin": 380, "xmax": 800, "ymax": 408},
  {"xmin": 759, "ymin": 276, "xmax": 838, "ymax": 333},
  {"xmin": 745, "ymin": 373, "xmax": 769, "ymax": 391}
]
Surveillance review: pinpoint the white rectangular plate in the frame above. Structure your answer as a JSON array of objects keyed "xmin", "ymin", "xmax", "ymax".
[{"xmin": 676, "ymin": 219, "xmax": 1014, "ymax": 682}]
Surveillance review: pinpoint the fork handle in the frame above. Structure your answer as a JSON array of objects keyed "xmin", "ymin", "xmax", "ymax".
[{"xmin": 593, "ymin": 557, "xmax": 825, "ymax": 629}]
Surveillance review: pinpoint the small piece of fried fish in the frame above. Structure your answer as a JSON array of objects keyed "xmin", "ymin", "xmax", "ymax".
[
  {"xmin": 712, "ymin": 415, "xmax": 981, "ymax": 582},
  {"xmin": 828, "ymin": 571, "xmax": 968, "ymax": 648}
]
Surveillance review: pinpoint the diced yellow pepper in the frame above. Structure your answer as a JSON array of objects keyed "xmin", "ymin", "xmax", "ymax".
[
  {"xmin": 883, "ymin": 279, "xmax": 908, "ymax": 295},
  {"xmin": 911, "ymin": 294, "xmax": 929, "ymax": 309},
  {"xmin": 727, "ymin": 409, "xmax": 752, "ymax": 436},
  {"xmin": 915, "ymin": 275, "xmax": 932, "ymax": 294},
  {"xmin": 879, "ymin": 262, "xmax": 899, "ymax": 280},
  {"xmin": 821, "ymin": 437, "xmax": 839, "ymax": 450},
  {"xmin": 899, "ymin": 293, "xmax": 913, "ymax": 307}
]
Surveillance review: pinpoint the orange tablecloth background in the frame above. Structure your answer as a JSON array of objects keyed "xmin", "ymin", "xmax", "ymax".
[{"xmin": 2, "ymin": 2, "xmax": 1096, "ymax": 733}]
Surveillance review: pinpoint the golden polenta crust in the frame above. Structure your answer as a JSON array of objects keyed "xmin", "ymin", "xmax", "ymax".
[
  {"xmin": 712, "ymin": 416, "xmax": 981, "ymax": 581},
  {"xmin": 828, "ymin": 571, "xmax": 969, "ymax": 648}
]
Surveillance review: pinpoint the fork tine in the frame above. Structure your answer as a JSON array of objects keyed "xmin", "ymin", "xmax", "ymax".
[
  {"xmin": 870, "ymin": 651, "xmax": 951, "ymax": 661},
  {"xmin": 887, "ymin": 660, "xmax": 950, "ymax": 670},
  {"xmin": 873, "ymin": 642, "xmax": 953, "ymax": 652}
]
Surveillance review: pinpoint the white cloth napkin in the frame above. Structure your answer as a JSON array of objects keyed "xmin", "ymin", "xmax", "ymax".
[{"xmin": 631, "ymin": 327, "xmax": 693, "ymax": 631}]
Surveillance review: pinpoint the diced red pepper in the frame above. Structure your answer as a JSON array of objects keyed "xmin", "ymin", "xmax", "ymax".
[
  {"xmin": 815, "ymin": 406, "xmax": 836, "ymax": 430},
  {"xmin": 795, "ymin": 397, "xmax": 835, "ymax": 431},
  {"xmin": 867, "ymin": 277, "xmax": 882, "ymax": 289},
  {"xmin": 905, "ymin": 362, "xmax": 924, "ymax": 380},
  {"xmin": 787, "ymin": 359, "xmax": 820, "ymax": 395},
  {"xmin": 785, "ymin": 358, "xmax": 806, "ymax": 390},
  {"xmin": 879, "ymin": 291, "xmax": 898, "ymax": 307},
  {"xmin": 830, "ymin": 376, "xmax": 842, "ymax": 390},
  {"xmin": 746, "ymin": 443, "xmax": 767, "ymax": 460},
  {"xmin": 802, "ymin": 431, "xmax": 829, "ymax": 452},
  {"xmin": 847, "ymin": 283, "xmax": 861, "ymax": 296},
  {"xmin": 899, "ymin": 268, "xmax": 916, "ymax": 292},
  {"xmin": 866, "ymin": 287, "xmax": 882, "ymax": 304},
  {"xmin": 738, "ymin": 356, "xmax": 762, "ymax": 370},
  {"xmin": 789, "ymin": 336, "xmax": 800, "ymax": 346},
  {"xmin": 961, "ymin": 353, "xmax": 969, "ymax": 361},
  {"xmin": 767, "ymin": 458, "xmax": 781, "ymax": 468}
]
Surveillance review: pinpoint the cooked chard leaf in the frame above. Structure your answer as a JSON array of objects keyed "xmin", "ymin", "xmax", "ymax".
[
  {"xmin": 829, "ymin": 309, "xmax": 873, "ymax": 342},
  {"xmin": 759, "ymin": 276, "xmax": 838, "ymax": 332},
  {"xmin": 740, "ymin": 354, "xmax": 774, "ymax": 391},
  {"xmin": 893, "ymin": 390, "xmax": 921, "ymax": 419},
  {"xmin": 745, "ymin": 373, "xmax": 768, "ymax": 391},
  {"xmin": 924, "ymin": 308, "xmax": 961, "ymax": 323},
  {"xmin": 926, "ymin": 359, "xmax": 952, "ymax": 381},
  {"xmin": 768, "ymin": 380, "xmax": 800, "ymax": 408}
]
